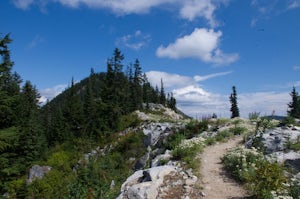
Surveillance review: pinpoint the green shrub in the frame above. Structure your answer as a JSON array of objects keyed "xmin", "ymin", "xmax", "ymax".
[
  {"xmin": 184, "ymin": 120, "xmax": 208, "ymax": 138},
  {"xmin": 281, "ymin": 116, "xmax": 296, "ymax": 126},
  {"xmin": 27, "ymin": 170, "xmax": 71, "ymax": 198},
  {"xmin": 222, "ymin": 147, "xmax": 287, "ymax": 198},
  {"xmin": 118, "ymin": 113, "xmax": 142, "ymax": 131},
  {"xmin": 248, "ymin": 160, "xmax": 287, "ymax": 198},
  {"xmin": 47, "ymin": 151, "xmax": 73, "ymax": 172},
  {"xmin": 229, "ymin": 126, "xmax": 247, "ymax": 135},
  {"xmin": 289, "ymin": 142, "xmax": 300, "ymax": 151},
  {"xmin": 205, "ymin": 137, "xmax": 216, "ymax": 145},
  {"xmin": 290, "ymin": 183, "xmax": 300, "ymax": 198},
  {"xmin": 215, "ymin": 130, "xmax": 233, "ymax": 142},
  {"xmin": 165, "ymin": 133, "xmax": 186, "ymax": 150},
  {"xmin": 172, "ymin": 141, "xmax": 203, "ymax": 169}
]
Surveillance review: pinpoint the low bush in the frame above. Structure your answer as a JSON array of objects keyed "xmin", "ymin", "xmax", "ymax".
[
  {"xmin": 222, "ymin": 147, "xmax": 287, "ymax": 198},
  {"xmin": 204, "ymin": 137, "xmax": 216, "ymax": 145},
  {"xmin": 215, "ymin": 130, "xmax": 233, "ymax": 142},
  {"xmin": 172, "ymin": 138, "xmax": 203, "ymax": 170}
]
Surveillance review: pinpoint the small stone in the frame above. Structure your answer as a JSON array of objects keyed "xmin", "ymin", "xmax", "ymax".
[
  {"xmin": 110, "ymin": 180, "xmax": 115, "ymax": 189},
  {"xmin": 200, "ymin": 191, "xmax": 206, "ymax": 197}
]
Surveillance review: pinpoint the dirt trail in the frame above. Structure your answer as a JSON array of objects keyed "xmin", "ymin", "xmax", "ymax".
[{"xmin": 199, "ymin": 136, "xmax": 250, "ymax": 199}]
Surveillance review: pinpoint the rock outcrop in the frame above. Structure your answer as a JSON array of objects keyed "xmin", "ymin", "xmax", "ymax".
[
  {"xmin": 27, "ymin": 165, "xmax": 52, "ymax": 184},
  {"xmin": 246, "ymin": 126, "xmax": 300, "ymax": 170},
  {"xmin": 117, "ymin": 165, "xmax": 199, "ymax": 199}
]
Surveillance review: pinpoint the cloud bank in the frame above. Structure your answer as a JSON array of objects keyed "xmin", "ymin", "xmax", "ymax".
[
  {"xmin": 12, "ymin": 0, "xmax": 228, "ymax": 26},
  {"xmin": 146, "ymin": 70, "xmax": 289, "ymax": 118},
  {"xmin": 156, "ymin": 28, "xmax": 239, "ymax": 65}
]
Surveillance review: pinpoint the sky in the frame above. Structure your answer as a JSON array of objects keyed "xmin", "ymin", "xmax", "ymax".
[{"xmin": 1, "ymin": 0, "xmax": 300, "ymax": 118}]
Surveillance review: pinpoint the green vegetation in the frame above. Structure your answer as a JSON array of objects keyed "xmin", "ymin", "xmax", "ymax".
[
  {"xmin": 288, "ymin": 86, "xmax": 300, "ymax": 118},
  {"xmin": 0, "ymin": 34, "xmax": 177, "ymax": 197},
  {"xmin": 222, "ymin": 147, "xmax": 287, "ymax": 199}
]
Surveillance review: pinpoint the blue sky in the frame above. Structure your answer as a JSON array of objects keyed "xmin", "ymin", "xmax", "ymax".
[{"xmin": 1, "ymin": 0, "xmax": 300, "ymax": 117}]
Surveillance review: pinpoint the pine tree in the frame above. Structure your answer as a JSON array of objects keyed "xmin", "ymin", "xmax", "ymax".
[
  {"xmin": 288, "ymin": 86, "xmax": 300, "ymax": 118},
  {"xmin": 63, "ymin": 78, "xmax": 84, "ymax": 137},
  {"xmin": 160, "ymin": 79, "xmax": 166, "ymax": 105},
  {"xmin": 0, "ymin": 34, "xmax": 21, "ymax": 129},
  {"xmin": 18, "ymin": 81, "xmax": 45, "ymax": 163},
  {"xmin": 83, "ymin": 75, "xmax": 97, "ymax": 137},
  {"xmin": 230, "ymin": 86, "xmax": 240, "ymax": 118}
]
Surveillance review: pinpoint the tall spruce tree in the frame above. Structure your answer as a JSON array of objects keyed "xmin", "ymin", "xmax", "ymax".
[
  {"xmin": 230, "ymin": 86, "xmax": 240, "ymax": 118},
  {"xmin": 63, "ymin": 78, "xmax": 84, "ymax": 137},
  {"xmin": 0, "ymin": 34, "xmax": 21, "ymax": 129},
  {"xmin": 288, "ymin": 86, "xmax": 300, "ymax": 118},
  {"xmin": 160, "ymin": 79, "xmax": 166, "ymax": 105},
  {"xmin": 18, "ymin": 81, "xmax": 45, "ymax": 163}
]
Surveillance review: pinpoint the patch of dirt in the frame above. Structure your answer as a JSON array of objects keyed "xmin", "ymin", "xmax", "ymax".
[{"xmin": 198, "ymin": 136, "xmax": 251, "ymax": 199}]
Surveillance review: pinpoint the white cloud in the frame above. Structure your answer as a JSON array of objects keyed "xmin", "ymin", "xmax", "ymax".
[
  {"xmin": 287, "ymin": 0, "xmax": 300, "ymax": 9},
  {"xmin": 39, "ymin": 84, "xmax": 68, "ymax": 103},
  {"xmin": 146, "ymin": 71, "xmax": 195, "ymax": 89},
  {"xmin": 293, "ymin": 65, "xmax": 300, "ymax": 70},
  {"xmin": 251, "ymin": 0, "xmax": 300, "ymax": 27},
  {"xmin": 12, "ymin": 0, "xmax": 228, "ymax": 26},
  {"xmin": 179, "ymin": 0, "xmax": 217, "ymax": 26},
  {"xmin": 194, "ymin": 71, "xmax": 232, "ymax": 82},
  {"xmin": 146, "ymin": 70, "xmax": 289, "ymax": 118},
  {"xmin": 27, "ymin": 34, "xmax": 44, "ymax": 49},
  {"xmin": 146, "ymin": 70, "xmax": 231, "ymax": 90},
  {"xmin": 116, "ymin": 30, "xmax": 151, "ymax": 50},
  {"xmin": 12, "ymin": 0, "xmax": 34, "ymax": 9},
  {"xmin": 238, "ymin": 92, "xmax": 289, "ymax": 117},
  {"xmin": 156, "ymin": 28, "xmax": 239, "ymax": 65}
]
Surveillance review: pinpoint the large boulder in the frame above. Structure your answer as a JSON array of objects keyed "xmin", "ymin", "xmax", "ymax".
[
  {"xmin": 27, "ymin": 165, "xmax": 51, "ymax": 184},
  {"xmin": 142, "ymin": 122, "xmax": 182, "ymax": 146},
  {"xmin": 117, "ymin": 166, "xmax": 176, "ymax": 199},
  {"xmin": 246, "ymin": 126, "xmax": 300, "ymax": 154}
]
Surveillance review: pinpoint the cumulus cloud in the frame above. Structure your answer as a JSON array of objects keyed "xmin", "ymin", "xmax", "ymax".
[
  {"xmin": 146, "ymin": 71, "xmax": 195, "ymax": 89},
  {"xmin": 12, "ymin": 0, "xmax": 228, "ymax": 26},
  {"xmin": 156, "ymin": 28, "xmax": 239, "ymax": 65},
  {"xmin": 39, "ymin": 84, "xmax": 68, "ymax": 104},
  {"xmin": 179, "ymin": 0, "xmax": 217, "ymax": 26},
  {"xmin": 116, "ymin": 30, "xmax": 151, "ymax": 50},
  {"xmin": 145, "ymin": 70, "xmax": 289, "ymax": 118}
]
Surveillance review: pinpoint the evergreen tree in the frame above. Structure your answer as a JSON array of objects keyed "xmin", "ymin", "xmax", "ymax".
[
  {"xmin": 288, "ymin": 86, "xmax": 300, "ymax": 118},
  {"xmin": 160, "ymin": 79, "xmax": 166, "ymax": 105},
  {"xmin": 132, "ymin": 59, "xmax": 143, "ymax": 109},
  {"xmin": 230, "ymin": 86, "xmax": 240, "ymax": 118},
  {"xmin": 63, "ymin": 78, "xmax": 84, "ymax": 137},
  {"xmin": 83, "ymin": 75, "xmax": 97, "ymax": 137},
  {"xmin": 18, "ymin": 81, "xmax": 45, "ymax": 163},
  {"xmin": 0, "ymin": 34, "xmax": 21, "ymax": 129},
  {"xmin": 112, "ymin": 48, "xmax": 124, "ymax": 74},
  {"xmin": 167, "ymin": 92, "xmax": 176, "ymax": 110}
]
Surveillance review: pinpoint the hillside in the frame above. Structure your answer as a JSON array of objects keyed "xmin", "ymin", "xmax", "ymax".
[{"xmin": 0, "ymin": 41, "xmax": 182, "ymax": 198}]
